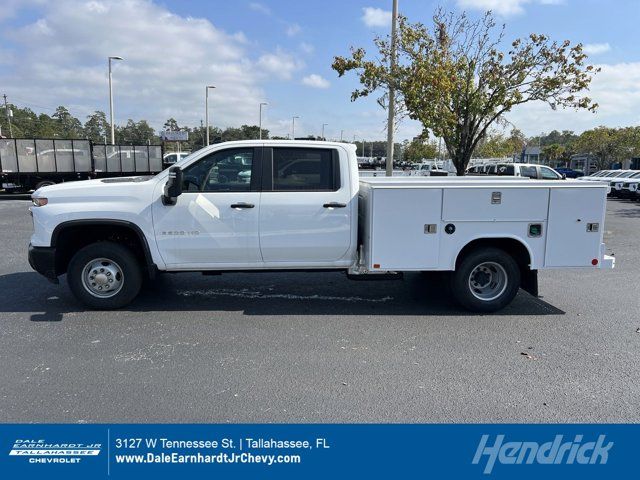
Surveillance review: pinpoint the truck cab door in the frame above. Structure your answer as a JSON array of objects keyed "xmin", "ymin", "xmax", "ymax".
[
  {"xmin": 258, "ymin": 146, "xmax": 353, "ymax": 265},
  {"xmin": 152, "ymin": 147, "xmax": 263, "ymax": 268}
]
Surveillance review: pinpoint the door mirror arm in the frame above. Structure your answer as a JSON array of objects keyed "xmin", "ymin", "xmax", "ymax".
[{"xmin": 162, "ymin": 166, "xmax": 183, "ymax": 205}]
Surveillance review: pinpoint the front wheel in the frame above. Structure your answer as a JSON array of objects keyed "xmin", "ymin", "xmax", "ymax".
[
  {"xmin": 450, "ymin": 247, "xmax": 520, "ymax": 312},
  {"xmin": 67, "ymin": 242, "xmax": 142, "ymax": 309}
]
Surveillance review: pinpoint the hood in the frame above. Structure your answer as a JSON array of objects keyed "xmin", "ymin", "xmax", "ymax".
[{"xmin": 33, "ymin": 176, "xmax": 160, "ymax": 204}]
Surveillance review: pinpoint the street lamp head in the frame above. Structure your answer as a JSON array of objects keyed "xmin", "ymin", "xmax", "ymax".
[
  {"xmin": 260, "ymin": 102, "xmax": 268, "ymax": 106},
  {"xmin": 206, "ymin": 85, "xmax": 216, "ymax": 89},
  {"xmin": 109, "ymin": 56, "xmax": 124, "ymax": 61}
]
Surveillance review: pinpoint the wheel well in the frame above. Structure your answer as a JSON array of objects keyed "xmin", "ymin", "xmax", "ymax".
[
  {"xmin": 455, "ymin": 238, "xmax": 532, "ymax": 271},
  {"xmin": 52, "ymin": 222, "xmax": 150, "ymax": 277}
]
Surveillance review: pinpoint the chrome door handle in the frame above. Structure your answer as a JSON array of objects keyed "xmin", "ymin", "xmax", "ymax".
[
  {"xmin": 230, "ymin": 202, "xmax": 255, "ymax": 209},
  {"xmin": 323, "ymin": 202, "xmax": 347, "ymax": 208}
]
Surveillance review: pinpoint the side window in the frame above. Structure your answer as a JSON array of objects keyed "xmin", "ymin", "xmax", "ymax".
[
  {"xmin": 520, "ymin": 166, "xmax": 537, "ymax": 179},
  {"xmin": 496, "ymin": 165, "xmax": 514, "ymax": 175},
  {"xmin": 272, "ymin": 148, "xmax": 339, "ymax": 191},
  {"xmin": 181, "ymin": 148, "xmax": 253, "ymax": 192},
  {"xmin": 540, "ymin": 166, "xmax": 560, "ymax": 179}
]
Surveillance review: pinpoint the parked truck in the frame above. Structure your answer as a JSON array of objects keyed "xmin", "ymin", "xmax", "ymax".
[{"xmin": 28, "ymin": 140, "xmax": 615, "ymax": 311}]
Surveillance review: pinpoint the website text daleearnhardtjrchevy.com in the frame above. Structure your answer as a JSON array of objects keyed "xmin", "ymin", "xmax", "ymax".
[{"xmin": 115, "ymin": 451, "xmax": 301, "ymax": 465}]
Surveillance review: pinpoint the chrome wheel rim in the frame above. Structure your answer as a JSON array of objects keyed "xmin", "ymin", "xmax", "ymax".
[
  {"xmin": 468, "ymin": 261, "xmax": 507, "ymax": 302},
  {"xmin": 81, "ymin": 258, "xmax": 124, "ymax": 298}
]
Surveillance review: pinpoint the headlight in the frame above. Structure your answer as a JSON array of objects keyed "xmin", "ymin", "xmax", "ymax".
[{"xmin": 31, "ymin": 197, "xmax": 48, "ymax": 207}]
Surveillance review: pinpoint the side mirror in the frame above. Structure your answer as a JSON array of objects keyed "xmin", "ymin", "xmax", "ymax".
[
  {"xmin": 561, "ymin": 173, "xmax": 567, "ymax": 180},
  {"xmin": 162, "ymin": 166, "xmax": 183, "ymax": 205}
]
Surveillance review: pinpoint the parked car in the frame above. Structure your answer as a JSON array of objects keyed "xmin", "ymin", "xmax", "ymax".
[
  {"xmin": 29, "ymin": 140, "xmax": 614, "ymax": 312},
  {"xmin": 162, "ymin": 151, "xmax": 191, "ymax": 167},
  {"xmin": 467, "ymin": 163, "xmax": 564, "ymax": 180},
  {"xmin": 554, "ymin": 167, "xmax": 583, "ymax": 179},
  {"xmin": 611, "ymin": 172, "xmax": 640, "ymax": 198}
]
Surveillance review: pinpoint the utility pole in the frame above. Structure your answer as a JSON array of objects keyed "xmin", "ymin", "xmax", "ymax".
[
  {"xmin": 321, "ymin": 123, "xmax": 328, "ymax": 140},
  {"xmin": 259, "ymin": 102, "xmax": 268, "ymax": 140},
  {"xmin": 292, "ymin": 116, "xmax": 299, "ymax": 139},
  {"xmin": 340, "ymin": 129, "xmax": 344, "ymax": 141},
  {"xmin": 3, "ymin": 94, "xmax": 13, "ymax": 137},
  {"xmin": 205, "ymin": 85, "xmax": 216, "ymax": 145},
  {"xmin": 385, "ymin": 0, "xmax": 398, "ymax": 176},
  {"xmin": 362, "ymin": 140, "xmax": 365, "ymax": 157},
  {"xmin": 108, "ymin": 56, "xmax": 123, "ymax": 145}
]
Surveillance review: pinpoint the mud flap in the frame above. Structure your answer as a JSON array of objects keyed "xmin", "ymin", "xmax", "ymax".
[{"xmin": 521, "ymin": 269, "xmax": 538, "ymax": 297}]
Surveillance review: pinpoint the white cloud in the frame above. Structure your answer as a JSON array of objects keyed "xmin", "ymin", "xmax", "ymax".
[
  {"xmin": 456, "ymin": 0, "xmax": 563, "ymax": 16},
  {"xmin": 257, "ymin": 49, "xmax": 304, "ymax": 80},
  {"xmin": 248, "ymin": 2, "xmax": 270, "ymax": 15},
  {"xmin": 0, "ymin": 0, "xmax": 293, "ymax": 129},
  {"xmin": 302, "ymin": 74, "xmax": 330, "ymax": 89},
  {"xmin": 583, "ymin": 43, "xmax": 611, "ymax": 55},
  {"xmin": 361, "ymin": 7, "xmax": 391, "ymax": 28},
  {"xmin": 286, "ymin": 23, "xmax": 301, "ymax": 37},
  {"xmin": 299, "ymin": 42, "xmax": 314, "ymax": 54},
  {"xmin": 506, "ymin": 62, "xmax": 640, "ymax": 135}
]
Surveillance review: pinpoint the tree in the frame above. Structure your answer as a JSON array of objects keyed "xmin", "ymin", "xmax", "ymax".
[
  {"xmin": 84, "ymin": 111, "xmax": 109, "ymax": 142},
  {"xmin": 332, "ymin": 9, "xmax": 599, "ymax": 175},
  {"xmin": 163, "ymin": 118, "xmax": 180, "ymax": 132},
  {"xmin": 403, "ymin": 138, "xmax": 438, "ymax": 162},
  {"xmin": 52, "ymin": 106, "xmax": 83, "ymax": 138},
  {"xmin": 575, "ymin": 127, "xmax": 622, "ymax": 170},
  {"xmin": 115, "ymin": 119, "xmax": 159, "ymax": 145},
  {"xmin": 542, "ymin": 143, "xmax": 565, "ymax": 163}
]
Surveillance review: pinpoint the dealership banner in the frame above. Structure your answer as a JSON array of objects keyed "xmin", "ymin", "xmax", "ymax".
[{"xmin": 0, "ymin": 424, "xmax": 633, "ymax": 478}]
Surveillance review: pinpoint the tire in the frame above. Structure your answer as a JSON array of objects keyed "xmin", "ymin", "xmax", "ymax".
[
  {"xmin": 67, "ymin": 242, "xmax": 142, "ymax": 309},
  {"xmin": 35, "ymin": 180, "xmax": 56, "ymax": 190},
  {"xmin": 450, "ymin": 247, "xmax": 520, "ymax": 312}
]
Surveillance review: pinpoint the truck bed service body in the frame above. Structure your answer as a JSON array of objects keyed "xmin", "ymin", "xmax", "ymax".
[{"xmin": 28, "ymin": 140, "xmax": 614, "ymax": 312}]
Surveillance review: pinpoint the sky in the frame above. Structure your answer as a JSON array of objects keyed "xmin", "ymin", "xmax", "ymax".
[{"xmin": 0, "ymin": 0, "xmax": 639, "ymax": 142}]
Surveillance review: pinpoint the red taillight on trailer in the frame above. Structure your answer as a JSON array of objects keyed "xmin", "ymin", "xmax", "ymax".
[{"xmin": 592, "ymin": 258, "xmax": 599, "ymax": 266}]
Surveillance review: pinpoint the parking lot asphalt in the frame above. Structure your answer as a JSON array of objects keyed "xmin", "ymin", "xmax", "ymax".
[{"xmin": 0, "ymin": 197, "xmax": 638, "ymax": 423}]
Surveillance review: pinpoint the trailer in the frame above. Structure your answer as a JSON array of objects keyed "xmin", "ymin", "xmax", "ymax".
[{"xmin": 0, "ymin": 138, "xmax": 163, "ymax": 191}]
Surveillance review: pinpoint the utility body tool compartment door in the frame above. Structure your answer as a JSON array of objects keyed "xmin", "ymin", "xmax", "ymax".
[
  {"xmin": 442, "ymin": 187, "xmax": 549, "ymax": 222},
  {"xmin": 367, "ymin": 187, "xmax": 442, "ymax": 270},
  {"xmin": 545, "ymin": 187, "xmax": 606, "ymax": 267}
]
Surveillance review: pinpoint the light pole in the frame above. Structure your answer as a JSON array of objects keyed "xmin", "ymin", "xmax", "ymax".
[
  {"xmin": 292, "ymin": 116, "xmax": 299, "ymax": 139},
  {"xmin": 362, "ymin": 139, "xmax": 365, "ymax": 157},
  {"xmin": 108, "ymin": 56, "xmax": 123, "ymax": 145},
  {"xmin": 340, "ymin": 129, "xmax": 344, "ymax": 141},
  {"xmin": 205, "ymin": 85, "xmax": 216, "ymax": 145},
  {"xmin": 385, "ymin": 0, "xmax": 398, "ymax": 176},
  {"xmin": 321, "ymin": 123, "xmax": 328, "ymax": 140},
  {"xmin": 259, "ymin": 102, "xmax": 268, "ymax": 140}
]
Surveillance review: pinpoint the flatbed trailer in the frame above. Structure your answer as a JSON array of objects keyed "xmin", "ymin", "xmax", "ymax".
[{"xmin": 0, "ymin": 138, "xmax": 163, "ymax": 191}]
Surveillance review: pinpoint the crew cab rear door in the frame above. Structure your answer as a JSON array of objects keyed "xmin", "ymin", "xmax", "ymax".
[{"xmin": 258, "ymin": 146, "xmax": 352, "ymax": 264}]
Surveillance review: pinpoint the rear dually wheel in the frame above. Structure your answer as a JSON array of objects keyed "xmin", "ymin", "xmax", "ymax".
[{"xmin": 450, "ymin": 247, "xmax": 521, "ymax": 312}]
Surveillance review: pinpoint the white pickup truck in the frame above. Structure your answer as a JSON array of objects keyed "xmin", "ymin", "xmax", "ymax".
[{"xmin": 28, "ymin": 140, "xmax": 615, "ymax": 312}]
